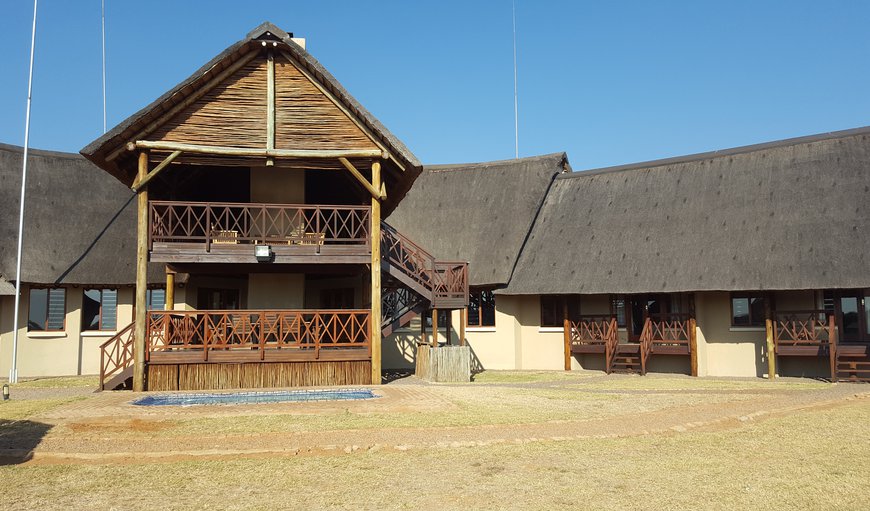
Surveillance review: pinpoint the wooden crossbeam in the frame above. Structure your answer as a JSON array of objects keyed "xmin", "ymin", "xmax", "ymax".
[
  {"xmin": 338, "ymin": 157, "xmax": 387, "ymax": 200},
  {"xmin": 106, "ymin": 50, "xmax": 260, "ymax": 162},
  {"xmin": 131, "ymin": 150, "xmax": 182, "ymax": 192},
  {"xmin": 131, "ymin": 140, "xmax": 385, "ymax": 160}
]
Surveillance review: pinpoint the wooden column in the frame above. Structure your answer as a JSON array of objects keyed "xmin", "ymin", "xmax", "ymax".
[
  {"xmin": 765, "ymin": 318, "xmax": 776, "ymax": 380},
  {"xmin": 133, "ymin": 151, "xmax": 149, "ymax": 392},
  {"xmin": 459, "ymin": 308, "xmax": 466, "ymax": 347},
  {"xmin": 563, "ymin": 317, "xmax": 572, "ymax": 371},
  {"xmin": 370, "ymin": 161, "xmax": 382, "ymax": 385},
  {"xmin": 432, "ymin": 309, "xmax": 439, "ymax": 348},
  {"xmin": 828, "ymin": 314, "xmax": 838, "ymax": 383},
  {"xmin": 164, "ymin": 268, "xmax": 175, "ymax": 311},
  {"xmin": 689, "ymin": 317, "xmax": 698, "ymax": 377}
]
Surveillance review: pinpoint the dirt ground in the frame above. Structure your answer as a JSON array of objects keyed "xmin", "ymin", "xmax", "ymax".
[{"xmin": 1, "ymin": 371, "xmax": 868, "ymax": 510}]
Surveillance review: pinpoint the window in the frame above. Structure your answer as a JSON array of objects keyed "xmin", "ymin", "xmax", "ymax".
[
  {"xmin": 28, "ymin": 287, "xmax": 66, "ymax": 331},
  {"xmin": 731, "ymin": 294, "xmax": 766, "ymax": 327},
  {"xmin": 540, "ymin": 295, "xmax": 581, "ymax": 327},
  {"xmin": 610, "ymin": 296, "xmax": 627, "ymax": 327},
  {"xmin": 82, "ymin": 288, "xmax": 118, "ymax": 331},
  {"xmin": 467, "ymin": 290, "xmax": 496, "ymax": 327},
  {"xmin": 147, "ymin": 288, "xmax": 166, "ymax": 310}
]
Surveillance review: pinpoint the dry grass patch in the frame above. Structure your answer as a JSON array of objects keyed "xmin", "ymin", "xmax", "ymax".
[
  {"xmin": 11, "ymin": 376, "xmax": 99, "ymax": 389},
  {"xmin": 2, "ymin": 397, "xmax": 867, "ymax": 510},
  {"xmin": 577, "ymin": 375, "xmax": 830, "ymax": 392}
]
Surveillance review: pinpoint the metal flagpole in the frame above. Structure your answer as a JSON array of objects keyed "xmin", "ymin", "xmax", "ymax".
[
  {"xmin": 101, "ymin": 0, "xmax": 107, "ymax": 133},
  {"xmin": 10, "ymin": 0, "xmax": 39, "ymax": 384},
  {"xmin": 512, "ymin": 0, "xmax": 519, "ymax": 159}
]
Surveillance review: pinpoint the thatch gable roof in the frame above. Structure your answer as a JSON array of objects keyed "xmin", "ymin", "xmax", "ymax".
[
  {"xmin": 0, "ymin": 143, "xmax": 163, "ymax": 287},
  {"xmin": 81, "ymin": 22, "xmax": 421, "ymax": 216},
  {"xmin": 387, "ymin": 153, "xmax": 568, "ymax": 286},
  {"xmin": 502, "ymin": 127, "xmax": 870, "ymax": 295}
]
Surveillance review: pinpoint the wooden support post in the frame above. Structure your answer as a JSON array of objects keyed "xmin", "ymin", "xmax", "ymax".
[
  {"xmin": 420, "ymin": 311, "xmax": 427, "ymax": 346},
  {"xmin": 765, "ymin": 317, "xmax": 776, "ymax": 381},
  {"xmin": 432, "ymin": 309, "xmax": 439, "ymax": 348},
  {"xmin": 828, "ymin": 313, "xmax": 838, "ymax": 384},
  {"xmin": 689, "ymin": 317, "xmax": 698, "ymax": 377},
  {"xmin": 164, "ymin": 268, "xmax": 175, "ymax": 311},
  {"xmin": 370, "ymin": 161, "xmax": 382, "ymax": 385},
  {"xmin": 133, "ymin": 151, "xmax": 149, "ymax": 392},
  {"xmin": 563, "ymin": 317, "xmax": 572, "ymax": 371},
  {"xmin": 459, "ymin": 308, "xmax": 466, "ymax": 347}
]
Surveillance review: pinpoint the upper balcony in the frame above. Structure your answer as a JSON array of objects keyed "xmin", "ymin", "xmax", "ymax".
[{"xmin": 149, "ymin": 200, "xmax": 371, "ymax": 264}]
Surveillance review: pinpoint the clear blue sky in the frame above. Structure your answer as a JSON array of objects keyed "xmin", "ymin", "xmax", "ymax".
[{"xmin": 1, "ymin": 1, "xmax": 869, "ymax": 170}]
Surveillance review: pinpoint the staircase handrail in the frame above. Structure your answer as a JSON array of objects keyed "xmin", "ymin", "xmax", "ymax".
[
  {"xmin": 99, "ymin": 322, "xmax": 135, "ymax": 391},
  {"xmin": 604, "ymin": 318, "xmax": 619, "ymax": 374},
  {"xmin": 639, "ymin": 318, "xmax": 653, "ymax": 376}
]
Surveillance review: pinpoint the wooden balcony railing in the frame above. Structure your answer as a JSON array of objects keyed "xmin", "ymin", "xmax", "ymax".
[
  {"xmin": 380, "ymin": 222, "xmax": 468, "ymax": 307},
  {"xmin": 146, "ymin": 309, "xmax": 371, "ymax": 361},
  {"xmin": 773, "ymin": 310, "xmax": 835, "ymax": 347},
  {"xmin": 564, "ymin": 315, "xmax": 619, "ymax": 372},
  {"xmin": 639, "ymin": 313, "xmax": 696, "ymax": 375},
  {"xmin": 149, "ymin": 201, "xmax": 371, "ymax": 251}
]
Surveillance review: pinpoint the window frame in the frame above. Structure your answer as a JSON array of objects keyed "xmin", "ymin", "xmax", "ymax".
[
  {"xmin": 27, "ymin": 287, "xmax": 67, "ymax": 332},
  {"xmin": 730, "ymin": 293, "xmax": 766, "ymax": 327},
  {"xmin": 82, "ymin": 288, "xmax": 118, "ymax": 332},
  {"xmin": 146, "ymin": 288, "xmax": 167, "ymax": 311},
  {"xmin": 466, "ymin": 289, "xmax": 496, "ymax": 328}
]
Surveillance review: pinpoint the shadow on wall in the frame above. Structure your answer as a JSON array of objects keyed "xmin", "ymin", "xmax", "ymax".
[
  {"xmin": 0, "ymin": 419, "xmax": 53, "ymax": 466},
  {"xmin": 384, "ymin": 322, "xmax": 486, "ymax": 375}
]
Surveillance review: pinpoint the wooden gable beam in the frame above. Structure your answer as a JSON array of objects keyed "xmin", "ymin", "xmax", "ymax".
[
  {"xmin": 106, "ymin": 49, "xmax": 261, "ymax": 163},
  {"xmin": 339, "ymin": 157, "xmax": 387, "ymax": 200},
  {"xmin": 131, "ymin": 150, "xmax": 182, "ymax": 192},
  {"xmin": 278, "ymin": 50, "xmax": 404, "ymax": 172},
  {"xmin": 132, "ymin": 140, "xmax": 385, "ymax": 160},
  {"xmin": 266, "ymin": 46, "xmax": 276, "ymax": 166}
]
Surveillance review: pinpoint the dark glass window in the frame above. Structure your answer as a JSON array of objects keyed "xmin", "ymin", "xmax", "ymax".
[
  {"xmin": 83, "ymin": 289, "xmax": 118, "ymax": 331},
  {"xmin": 731, "ymin": 294, "xmax": 765, "ymax": 327},
  {"xmin": 540, "ymin": 295, "xmax": 581, "ymax": 327},
  {"xmin": 28, "ymin": 288, "xmax": 66, "ymax": 331},
  {"xmin": 147, "ymin": 288, "xmax": 166, "ymax": 310},
  {"xmin": 467, "ymin": 290, "xmax": 496, "ymax": 327},
  {"xmin": 611, "ymin": 296, "xmax": 627, "ymax": 327}
]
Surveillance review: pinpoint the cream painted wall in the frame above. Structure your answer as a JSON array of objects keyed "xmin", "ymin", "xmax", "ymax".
[
  {"xmin": 303, "ymin": 276, "xmax": 365, "ymax": 309},
  {"xmin": 247, "ymin": 274, "xmax": 304, "ymax": 309},
  {"xmin": 250, "ymin": 167, "xmax": 305, "ymax": 204},
  {"xmin": 0, "ymin": 285, "xmax": 137, "ymax": 377}
]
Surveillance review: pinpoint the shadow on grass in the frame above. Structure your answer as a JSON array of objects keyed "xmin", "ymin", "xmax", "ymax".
[{"xmin": 0, "ymin": 419, "xmax": 53, "ymax": 466}]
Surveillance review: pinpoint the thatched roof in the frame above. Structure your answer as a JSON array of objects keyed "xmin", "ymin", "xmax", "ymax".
[
  {"xmin": 81, "ymin": 22, "xmax": 420, "ymax": 216},
  {"xmin": 0, "ymin": 143, "xmax": 164, "ymax": 287},
  {"xmin": 502, "ymin": 127, "xmax": 870, "ymax": 295},
  {"xmin": 387, "ymin": 153, "xmax": 568, "ymax": 286}
]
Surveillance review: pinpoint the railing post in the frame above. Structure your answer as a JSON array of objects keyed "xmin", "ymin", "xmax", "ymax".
[
  {"xmin": 563, "ymin": 317, "xmax": 572, "ymax": 371},
  {"xmin": 205, "ymin": 204, "xmax": 212, "ymax": 253},
  {"xmin": 689, "ymin": 317, "xmax": 698, "ymax": 377},
  {"xmin": 828, "ymin": 313, "xmax": 838, "ymax": 383},
  {"xmin": 765, "ymin": 315, "xmax": 776, "ymax": 380}
]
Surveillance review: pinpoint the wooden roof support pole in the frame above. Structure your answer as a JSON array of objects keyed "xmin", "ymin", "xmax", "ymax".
[
  {"xmin": 106, "ymin": 50, "xmax": 260, "ymax": 162},
  {"xmin": 765, "ymin": 301, "xmax": 776, "ymax": 380},
  {"xmin": 338, "ymin": 157, "xmax": 387, "ymax": 200},
  {"xmin": 265, "ymin": 48, "xmax": 276, "ymax": 167},
  {"xmin": 563, "ymin": 317, "xmax": 571, "ymax": 371},
  {"xmin": 689, "ymin": 317, "xmax": 698, "ymax": 377},
  {"xmin": 460, "ymin": 308, "xmax": 466, "ymax": 347},
  {"xmin": 432, "ymin": 308, "xmax": 439, "ymax": 349},
  {"xmin": 370, "ymin": 160, "xmax": 382, "ymax": 385},
  {"xmin": 164, "ymin": 267, "xmax": 176, "ymax": 311},
  {"xmin": 133, "ymin": 151, "xmax": 149, "ymax": 392},
  {"xmin": 131, "ymin": 150, "xmax": 182, "ymax": 192}
]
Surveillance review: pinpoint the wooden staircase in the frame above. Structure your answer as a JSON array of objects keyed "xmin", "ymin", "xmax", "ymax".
[
  {"xmin": 835, "ymin": 345, "xmax": 870, "ymax": 382},
  {"xmin": 609, "ymin": 344, "xmax": 643, "ymax": 374},
  {"xmin": 99, "ymin": 322, "xmax": 135, "ymax": 390}
]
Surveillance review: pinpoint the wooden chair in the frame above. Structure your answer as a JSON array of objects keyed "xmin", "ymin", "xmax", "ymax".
[{"xmin": 212, "ymin": 230, "xmax": 239, "ymax": 244}]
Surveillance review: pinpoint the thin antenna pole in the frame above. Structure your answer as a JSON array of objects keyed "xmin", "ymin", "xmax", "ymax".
[
  {"xmin": 512, "ymin": 0, "xmax": 519, "ymax": 159},
  {"xmin": 10, "ymin": 0, "xmax": 39, "ymax": 384},
  {"xmin": 101, "ymin": 0, "xmax": 107, "ymax": 133}
]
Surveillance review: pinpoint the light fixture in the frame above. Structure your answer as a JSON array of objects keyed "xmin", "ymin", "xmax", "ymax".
[
  {"xmin": 255, "ymin": 245, "xmax": 273, "ymax": 263},
  {"xmin": 2, "ymin": 384, "xmax": 9, "ymax": 401}
]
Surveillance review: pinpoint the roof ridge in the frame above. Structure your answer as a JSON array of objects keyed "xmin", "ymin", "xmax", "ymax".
[
  {"xmin": 426, "ymin": 152, "xmax": 568, "ymax": 172},
  {"xmin": 561, "ymin": 125, "xmax": 870, "ymax": 180},
  {"xmin": 0, "ymin": 142, "xmax": 86, "ymax": 160}
]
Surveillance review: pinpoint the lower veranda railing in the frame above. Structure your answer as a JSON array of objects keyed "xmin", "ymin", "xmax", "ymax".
[
  {"xmin": 99, "ymin": 322, "xmax": 135, "ymax": 390},
  {"xmin": 380, "ymin": 221, "xmax": 468, "ymax": 304},
  {"xmin": 639, "ymin": 313, "xmax": 695, "ymax": 374},
  {"xmin": 149, "ymin": 201, "xmax": 371, "ymax": 250},
  {"xmin": 773, "ymin": 310, "xmax": 836, "ymax": 347},
  {"xmin": 565, "ymin": 316, "xmax": 619, "ymax": 372},
  {"xmin": 146, "ymin": 310, "xmax": 371, "ymax": 361}
]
